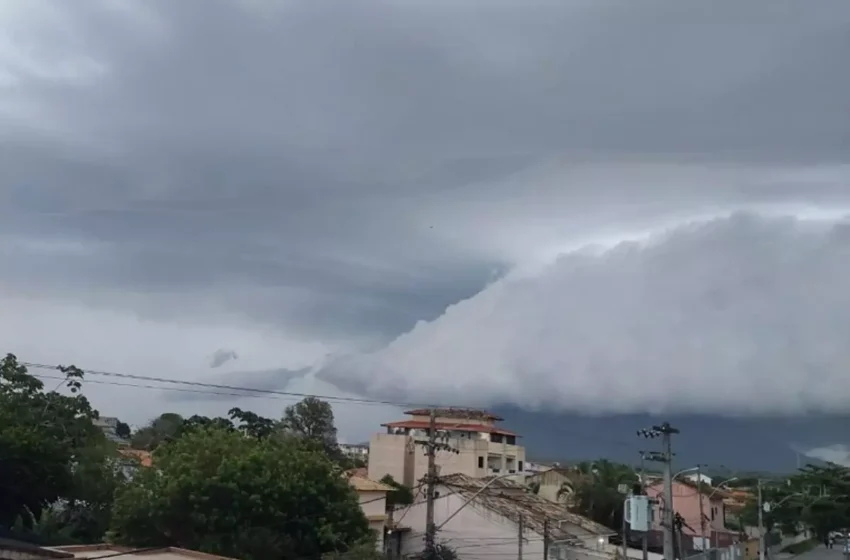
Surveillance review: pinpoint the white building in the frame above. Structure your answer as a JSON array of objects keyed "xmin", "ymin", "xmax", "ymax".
[
  {"xmin": 683, "ymin": 472, "xmax": 713, "ymax": 486},
  {"xmin": 340, "ymin": 443, "xmax": 370, "ymax": 461},
  {"xmin": 395, "ymin": 474, "xmax": 617, "ymax": 560}
]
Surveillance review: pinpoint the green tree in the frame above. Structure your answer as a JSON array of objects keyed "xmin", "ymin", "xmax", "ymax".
[
  {"xmin": 281, "ymin": 396, "xmax": 340, "ymax": 456},
  {"xmin": 380, "ymin": 475, "xmax": 414, "ymax": 509},
  {"xmin": 115, "ymin": 422, "xmax": 131, "ymax": 439},
  {"xmin": 566, "ymin": 459, "xmax": 638, "ymax": 530},
  {"xmin": 130, "ymin": 413, "xmax": 185, "ymax": 450},
  {"xmin": 0, "ymin": 354, "xmax": 105, "ymax": 529},
  {"xmin": 110, "ymin": 426, "xmax": 371, "ymax": 560},
  {"xmin": 228, "ymin": 407, "xmax": 276, "ymax": 439}
]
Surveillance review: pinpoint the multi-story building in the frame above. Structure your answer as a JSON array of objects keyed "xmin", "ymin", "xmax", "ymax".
[
  {"xmin": 367, "ymin": 408, "xmax": 526, "ymax": 487},
  {"xmin": 340, "ymin": 442, "xmax": 370, "ymax": 462},
  {"xmin": 93, "ymin": 416, "xmax": 129, "ymax": 446}
]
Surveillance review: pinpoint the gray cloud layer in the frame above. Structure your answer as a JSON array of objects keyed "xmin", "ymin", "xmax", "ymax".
[{"xmin": 2, "ymin": 1, "xmax": 850, "ymax": 425}]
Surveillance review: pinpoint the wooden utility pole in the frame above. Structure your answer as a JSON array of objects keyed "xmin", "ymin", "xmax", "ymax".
[
  {"xmin": 517, "ymin": 513, "xmax": 524, "ymax": 560},
  {"xmin": 543, "ymin": 518, "xmax": 550, "ymax": 560},
  {"xmin": 424, "ymin": 408, "xmax": 438, "ymax": 555}
]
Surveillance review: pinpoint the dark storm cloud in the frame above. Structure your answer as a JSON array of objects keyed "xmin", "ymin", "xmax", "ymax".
[{"xmin": 2, "ymin": 0, "xmax": 850, "ymax": 419}]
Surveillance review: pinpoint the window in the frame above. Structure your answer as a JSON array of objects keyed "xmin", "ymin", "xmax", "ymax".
[
  {"xmin": 518, "ymin": 461, "xmax": 524, "ymax": 471},
  {"xmin": 491, "ymin": 433, "xmax": 504, "ymax": 443},
  {"xmin": 478, "ymin": 456, "xmax": 484, "ymax": 468},
  {"xmin": 505, "ymin": 435, "xmax": 516, "ymax": 445},
  {"xmin": 711, "ymin": 507, "xmax": 716, "ymax": 521}
]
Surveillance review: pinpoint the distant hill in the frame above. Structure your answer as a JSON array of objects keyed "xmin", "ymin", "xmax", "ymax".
[{"xmin": 492, "ymin": 406, "xmax": 849, "ymax": 473}]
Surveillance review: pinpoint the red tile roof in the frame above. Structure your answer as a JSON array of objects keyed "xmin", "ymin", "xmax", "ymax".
[
  {"xmin": 119, "ymin": 448, "xmax": 152, "ymax": 467},
  {"xmin": 382, "ymin": 420, "xmax": 517, "ymax": 436}
]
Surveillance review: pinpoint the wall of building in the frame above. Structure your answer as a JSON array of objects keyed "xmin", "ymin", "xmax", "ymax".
[
  {"xmin": 646, "ymin": 481, "xmax": 726, "ymax": 536},
  {"xmin": 397, "ymin": 486, "xmax": 610, "ymax": 560},
  {"xmin": 358, "ymin": 491, "xmax": 387, "ymax": 519},
  {"xmin": 407, "ymin": 414, "xmax": 496, "ymax": 428},
  {"xmin": 369, "ymin": 433, "xmax": 416, "ymax": 486}
]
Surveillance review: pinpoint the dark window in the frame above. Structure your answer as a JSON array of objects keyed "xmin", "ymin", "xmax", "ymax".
[
  {"xmin": 478, "ymin": 456, "xmax": 484, "ymax": 468},
  {"xmin": 491, "ymin": 433, "xmax": 504, "ymax": 443},
  {"xmin": 711, "ymin": 507, "xmax": 716, "ymax": 521},
  {"xmin": 519, "ymin": 461, "xmax": 524, "ymax": 471},
  {"xmin": 505, "ymin": 435, "xmax": 516, "ymax": 445}
]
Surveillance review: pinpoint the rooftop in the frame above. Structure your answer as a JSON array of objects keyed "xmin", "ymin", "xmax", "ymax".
[
  {"xmin": 119, "ymin": 449, "xmax": 153, "ymax": 467},
  {"xmin": 403, "ymin": 408, "xmax": 504, "ymax": 422},
  {"xmin": 349, "ymin": 475, "xmax": 394, "ymax": 493},
  {"xmin": 439, "ymin": 474, "xmax": 615, "ymax": 542},
  {"xmin": 0, "ymin": 537, "xmax": 73, "ymax": 559},
  {"xmin": 383, "ymin": 420, "xmax": 517, "ymax": 437},
  {"xmin": 50, "ymin": 544, "xmax": 237, "ymax": 560}
]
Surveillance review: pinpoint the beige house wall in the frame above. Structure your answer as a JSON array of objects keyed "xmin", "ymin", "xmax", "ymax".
[{"xmin": 369, "ymin": 433, "xmax": 526, "ymax": 487}]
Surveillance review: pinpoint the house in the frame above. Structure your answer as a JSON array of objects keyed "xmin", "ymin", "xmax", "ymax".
[
  {"xmin": 683, "ymin": 472, "xmax": 713, "ymax": 486},
  {"xmin": 524, "ymin": 467, "xmax": 590, "ymax": 506},
  {"xmin": 396, "ymin": 474, "xmax": 616, "ymax": 560},
  {"xmin": 48, "ymin": 544, "xmax": 237, "ymax": 560},
  {"xmin": 723, "ymin": 489, "xmax": 753, "ymax": 515},
  {"xmin": 645, "ymin": 479, "xmax": 738, "ymax": 548},
  {"xmin": 347, "ymin": 473, "xmax": 395, "ymax": 550},
  {"xmin": 116, "ymin": 448, "xmax": 153, "ymax": 479},
  {"xmin": 119, "ymin": 448, "xmax": 152, "ymax": 467},
  {"xmin": 368, "ymin": 408, "xmax": 526, "ymax": 487},
  {"xmin": 0, "ymin": 537, "xmax": 74, "ymax": 560},
  {"xmin": 93, "ymin": 417, "xmax": 129, "ymax": 446}
]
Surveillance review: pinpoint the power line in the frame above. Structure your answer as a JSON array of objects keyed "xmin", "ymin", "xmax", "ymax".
[{"xmin": 23, "ymin": 361, "xmax": 425, "ymax": 408}]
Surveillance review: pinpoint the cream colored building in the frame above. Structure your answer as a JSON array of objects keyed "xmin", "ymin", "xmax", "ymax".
[
  {"xmin": 348, "ymin": 474, "xmax": 394, "ymax": 545},
  {"xmin": 367, "ymin": 408, "xmax": 526, "ymax": 487}
]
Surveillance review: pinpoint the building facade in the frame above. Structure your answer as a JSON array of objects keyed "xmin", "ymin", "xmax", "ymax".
[
  {"xmin": 645, "ymin": 480, "xmax": 730, "ymax": 545},
  {"xmin": 348, "ymin": 475, "xmax": 393, "ymax": 550},
  {"xmin": 367, "ymin": 408, "xmax": 526, "ymax": 487}
]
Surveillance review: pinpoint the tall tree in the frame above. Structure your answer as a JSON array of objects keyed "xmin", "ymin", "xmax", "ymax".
[
  {"xmin": 0, "ymin": 354, "xmax": 106, "ymax": 529},
  {"xmin": 110, "ymin": 426, "xmax": 372, "ymax": 559},
  {"xmin": 130, "ymin": 413, "xmax": 185, "ymax": 450},
  {"xmin": 228, "ymin": 408, "xmax": 275, "ymax": 439},
  {"xmin": 281, "ymin": 397, "xmax": 339, "ymax": 455}
]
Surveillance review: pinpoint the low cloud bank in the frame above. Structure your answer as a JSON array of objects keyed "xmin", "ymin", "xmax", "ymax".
[{"xmin": 319, "ymin": 211, "xmax": 850, "ymax": 416}]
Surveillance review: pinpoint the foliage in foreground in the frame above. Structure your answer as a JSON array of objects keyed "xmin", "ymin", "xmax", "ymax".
[
  {"xmin": 0, "ymin": 353, "xmax": 123, "ymax": 541},
  {"xmin": 110, "ymin": 426, "xmax": 372, "ymax": 560}
]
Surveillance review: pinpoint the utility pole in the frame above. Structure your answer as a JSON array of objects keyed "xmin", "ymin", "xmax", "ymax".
[
  {"xmin": 517, "ymin": 513, "xmax": 524, "ymax": 560},
  {"xmin": 424, "ymin": 408, "xmax": 438, "ymax": 555},
  {"xmin": 757, "ymin": 480, "xmax": 765, "ymax": 560},
  {"xmin": 640, "ymin": 423, "xmax": 679, "ymax": 560},
  {"xmin": 543, "ymin": 519, "xmax": 550, "ymax": 560},
  {"xmin": 697, "ymin": 463, "xmax": 707, "ymax": 559},
  {"xmin": 639, "ymin": 451, "xmax": 649, "ymax": 560},
  {"xmin": 418, "ymin": 408, "xmax": 459, "ymax": 558}
]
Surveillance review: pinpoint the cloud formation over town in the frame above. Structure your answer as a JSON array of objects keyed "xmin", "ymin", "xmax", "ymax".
[{"xmin": 2, "ymin": 1, "xmax": 850, "ymax": 436}]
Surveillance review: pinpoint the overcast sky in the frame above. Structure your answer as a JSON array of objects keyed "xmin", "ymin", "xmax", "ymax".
[{"xmin": 2, "ymin": 0, "xmax": 850, "ymax": 440}]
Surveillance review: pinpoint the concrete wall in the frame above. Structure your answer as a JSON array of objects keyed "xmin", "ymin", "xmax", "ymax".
[{"xmin": 369, "ymin": 433, "xmax": 416, "ymax": 486}]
